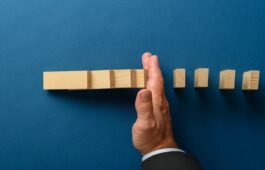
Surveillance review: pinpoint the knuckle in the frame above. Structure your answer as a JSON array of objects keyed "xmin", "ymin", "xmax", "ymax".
[
  {"xmin": 162, "ymin": 103, "xmax": 169, "ymax": 114},
  {"xmin": 133, "ymin": 121, "xmax": 156, "ymax": 133},
  {"xmin": 158, "ymin": 105, "xmax": 167, "ymax": 115},
  {"xmin": 160, "ymin": 98, "xmax": 170, "ymax": 115},
  {"xmin": 164, "ymin": 99, "xmax": 170, "ymax": 108}
]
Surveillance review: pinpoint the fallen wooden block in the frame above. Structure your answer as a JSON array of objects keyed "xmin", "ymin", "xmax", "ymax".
[
  {"xmin": 219, "ymin": 70, "xmax": 236, "ymax": 90},
  {"xmin": 43, "ymin": 69, "xmax": 147, "ymax": 90},
  {"xmin": 43, "ymin": 71, "xmax": 90, "ymax": 90},
  {"xmin": 90, "ymin": 70, "xmax": 114, "ymax": 89},
  {"xmin": 173, "ymin": 69, "xmax": 186, "ymax": 88},
  {"xmin": 113, "ymin": 69, "xmax": 136, "ymax": 88},
  {"xmin": 134, "ymin": 69, "xmax": 148, "ymax": 88},
  {"xmin": 242, "ymin": 70, "xmax": 260, "ymax": 90},
  {"xmin": 194, "ymin": 68, "xmax": 209, "ymax": 88}
]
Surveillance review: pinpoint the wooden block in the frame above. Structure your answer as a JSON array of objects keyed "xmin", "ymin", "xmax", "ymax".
[
  {"xmin": 90, "ymin": 70, "xmax": 114, "ymax": 89},
  {"xmin": 242, "ymin": 70, "xmax": 260, "ymax": 90},
  {"xmin": 173, "ymin": 69, "xmax": 186, "ymax": 88},
  {"xmin": 113, "ymin": 69, "xmax": 136, "ymax": 88},
  {"xmin": 43, "ymin": 71, "xmax": 90, "ymax": 90},
  {"xmin": 134, "ymin": 69, "xmax": 148, "ymax": 88},
  {"xmin": 194, "ymin": 68, "xmax": 209, "ymax": 88},
  {"xmin": 219, "ymin": 70, "xmax": 236, "ymax": 90}
]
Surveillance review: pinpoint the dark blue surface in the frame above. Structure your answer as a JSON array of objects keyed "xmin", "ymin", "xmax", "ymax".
[{"xmin": 0, "ymin": 0, "xmax": 265, "ymax": 169}]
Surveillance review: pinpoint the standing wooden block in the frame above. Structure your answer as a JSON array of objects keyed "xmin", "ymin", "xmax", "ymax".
[
  {"xmin": 219, "ymin": 70, "xmax": 236, "ymax": 90},
  {"xmin": 173, "ymin": 69, "xmax": 186, "ymax": 88},
  {"xmin": 113, "ymin": 69, "xmax": 136, "ymax": 88},
  {"xmin": 194, "ymin": 68, "xmax": 209, "ymax": 88},
  {"xmin": 134, "ymin": 69, "xmax": 148, "ymax": 88},
  {"xmin": 91, "ymin": 70, "xmax": 114, "ymax": 89},
  {"xmin": 43, "ymin": 71, "xmax": 90, "ymax": 90},
  {"xmin": 242, "ymin": 70, "xmax": 260, "ymax": 90}
]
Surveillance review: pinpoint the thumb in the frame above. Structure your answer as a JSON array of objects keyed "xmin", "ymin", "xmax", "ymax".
[{"xmin": 135, "ymin": 89, "xmax": 154, "ymax": 120}]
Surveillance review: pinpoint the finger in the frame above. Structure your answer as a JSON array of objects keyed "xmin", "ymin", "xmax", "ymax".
[
  {"xmin": 147, "ymin": 55, "xmax": 164, "ymax": 96},
  {"xmin": 142, "ymin": 52, "xmax": 152, "ymax": 70},
  {"xmin": 135, "ymin": 89, "xmax": 154, "ymax": 120},
  {"xmin": 146, "ymin": 55, "xmax": 166, "ymax": 121}
]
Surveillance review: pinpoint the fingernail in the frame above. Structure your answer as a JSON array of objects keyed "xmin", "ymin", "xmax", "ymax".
[
  {"xmin": 141, "ymin": 90, "xmax": 151, "ymax": 101},
  {"xmin": 151, "ymin": 55, "xmax": 159, "ymax": 67},
  {"xmin": 145, "ymin": 52, "xmax": 152, "ymax": 56}
]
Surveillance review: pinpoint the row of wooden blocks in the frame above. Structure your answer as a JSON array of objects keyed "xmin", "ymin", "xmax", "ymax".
[
  {"xmin": 43, "ymin": 69, "xmax": 260, "ymax": 90},
  {"xmin": 43, "ymin": 69, "xmax": 147, "ymax": 90},
  {"xmin": 174, "ymin": 69, "xmax": 260, "ymax": 90}
]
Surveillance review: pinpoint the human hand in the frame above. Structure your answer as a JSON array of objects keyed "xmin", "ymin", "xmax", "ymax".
[{"xmin": 132, "ymin": 52, "xmax": 177, "ymax": 155}]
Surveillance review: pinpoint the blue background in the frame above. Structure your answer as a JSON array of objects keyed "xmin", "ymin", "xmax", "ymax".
[{"xmin": 0, "ymin": 0, "xmax": 265, "ymax": 169}]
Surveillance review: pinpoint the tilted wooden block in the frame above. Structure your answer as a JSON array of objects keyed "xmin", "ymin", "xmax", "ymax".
[
  {"xmin": 219, "ymin": 70, "xmax": 236, "ymax": 90},
  {"xmin": 90, "ymin": 70, "xmax": 114, "ymax": 89},
  {"xmin": 242, "ymin": 70, "xmax": 260, "ymax": 90},
  {"xmin": 113, "ymin": 69, "xmax": 136, "ymax": 88},
  {"xmin": 43, "ymin": 71, "xmax": 90, "ymax": 90},
  {"xmin": 194, "ymin": 68, "xmax": 209, "ymax": 88},
  {"xmin": 134, "ymin": 69, "xmax": 148, "ymax": 88},
  {"xmin": 173, "ymin": 69, "xmax": 186, "ymax": 88}
]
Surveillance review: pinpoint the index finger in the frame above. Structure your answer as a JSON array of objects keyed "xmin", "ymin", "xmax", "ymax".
[
  {"xmin": 146, "ymin": 55, "xmax": 164, "ymax": 97},
  {"xmin": 142, "ymin": 52, "xmax": 152, "ymax": 70}
]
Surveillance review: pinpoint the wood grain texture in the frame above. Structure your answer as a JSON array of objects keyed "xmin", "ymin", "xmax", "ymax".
[
  {"xmin": 194, "ymin": 68, "xmax": 209, "ymax": 88},
  {"xmin": 134, "ymin": 69, "xmax": 148, "ymax": 88},
  {"xmin": 43, "ymin": 71, "xmax": 90, "ymax": 90},
  {"xmin": 173, "ymin": 69, "xmax": 186, "ymax": 88},
  {"xmin": 113, "ymin": 69, "xmax": 136, "ymax": 88},
  {"xmin": 90, "ymin": 70, "xmax": 114, "ymax": 89},
  {"xmin": 242, "ymin": 70, "xmax": 260, "ymax": 90},
  {"xmin": 219, "ymin": 70, "xmax": 236, "ymax": 90}
]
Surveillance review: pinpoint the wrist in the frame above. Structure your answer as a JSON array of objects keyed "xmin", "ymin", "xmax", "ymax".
[
  {"xmin": 150, "ymin": 140, "xmax": 178, "ymax": 153},
  {"xmin": 141, "ymin": 138, "xmax": 178, "ymax": 155}
]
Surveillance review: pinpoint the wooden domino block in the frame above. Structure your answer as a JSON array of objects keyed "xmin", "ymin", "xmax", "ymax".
[
  {"xmin": 194, "ymin": 68, "xmax": 209, "ymax": 88},
  {"xmin": 219, "ymin": 70, "xmax": 236, "ymax": 90},
  {"xmin": 43, "ymin": 71, "xmax": 90, "ymax": 90},
  {"xmin": 242, "ymin": 70, "xmax": 260, "ymax": 90},
  {"xmin": 90, "ymin": 70, "xmax": 114, "ymax": 89},
  {"xmin": 134, "ymin": 69, "xmax": 148, "ymax": 88},
  {"xmin": 173, "ymin": 69, "xmax": 186, "ymax": 88},
  {"xmin": 113, "ymin": 69, "xmax": 136, "ymax": 88}
]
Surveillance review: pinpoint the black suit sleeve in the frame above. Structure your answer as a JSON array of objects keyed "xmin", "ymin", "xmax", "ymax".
[{"xmin": 142, "ymin": 152, "xmax": 202, "ymax": 170}]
